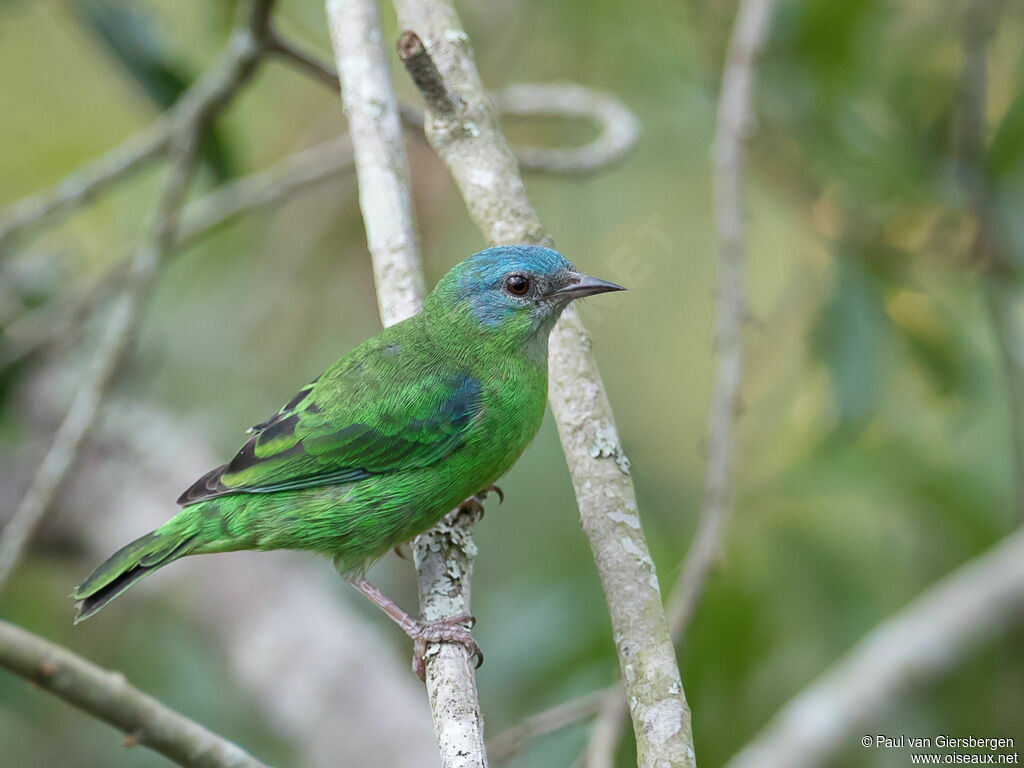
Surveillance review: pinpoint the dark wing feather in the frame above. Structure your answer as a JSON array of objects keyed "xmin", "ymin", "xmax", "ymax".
[{"xmin": 177, "ymin": 343, "xmax": 483, "ymax": 506}]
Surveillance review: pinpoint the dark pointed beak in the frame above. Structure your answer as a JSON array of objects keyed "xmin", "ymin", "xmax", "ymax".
[{"xmin": 552, "ymin": 272, "xmax": 627, "ymax": 300}]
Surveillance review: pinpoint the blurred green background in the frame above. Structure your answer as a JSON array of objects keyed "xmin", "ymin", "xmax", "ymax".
[{"xmin": 2, "ymin": 0, "xmax": 1023, "ymax": 766}]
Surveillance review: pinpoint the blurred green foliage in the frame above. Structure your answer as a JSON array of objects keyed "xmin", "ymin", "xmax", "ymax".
[{"xmin": 1, "ymin": 0, "xmax": 1023, "ymax": 766}]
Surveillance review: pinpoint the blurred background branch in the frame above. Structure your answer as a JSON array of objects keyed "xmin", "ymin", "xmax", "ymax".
[
  {"xmin": 0, "ymin": 0, "xmax": 272, "ymax": 592},
  {"xmin": 0, "ymin": 620, "xmax": 269, "ymax": 768},
  {"xmin": 724, "ymin": 527, "xmax": 1024, "ymax": 768}
]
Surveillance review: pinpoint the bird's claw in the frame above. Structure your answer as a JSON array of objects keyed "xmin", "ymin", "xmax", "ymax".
[
  {"xmin": 409, "ymin": 613, "xmax": 483, "ymax": 680},
  {"xmin": 455, "ymin": 484, "xmax": 504, "ymax": 521}
]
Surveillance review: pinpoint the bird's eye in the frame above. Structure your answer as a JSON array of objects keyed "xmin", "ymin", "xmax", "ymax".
[{"xmin": 506, "ymin": 275, "xmax": 530, "ymax": 296}]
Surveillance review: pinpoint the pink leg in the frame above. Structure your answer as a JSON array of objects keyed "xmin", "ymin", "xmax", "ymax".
[{"xmin": 346, "ymin": 576, "xmax": 482, "ymax": 679}]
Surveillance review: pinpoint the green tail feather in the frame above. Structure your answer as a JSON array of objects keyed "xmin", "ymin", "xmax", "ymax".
[{"xmin": 72, "ymin": 531, "xmax": 196, "ymax": 623}]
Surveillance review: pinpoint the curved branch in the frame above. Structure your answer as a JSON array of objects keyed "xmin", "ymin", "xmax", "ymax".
[
  {"xmin": 491, "ymin": 83, "xmax": 639, "ymax": 174},
  {"xmin": 724, "ymin": 528, "xmax": 1024, "ymax": 768},
  {"xmin": 0, "ymin": 620, "xmax": 268, "ymax": 768},
  {"xmin": 260, "ymin": 29, "xmax": 639, "ymax": 175},
  {"xmin": 392, "ymin": 8, "xmax": 695, "ymax": 767}
]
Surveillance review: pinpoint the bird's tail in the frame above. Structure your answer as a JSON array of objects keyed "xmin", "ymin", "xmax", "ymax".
[{"xmin": 72, "ymin": 528, "xmax": 198, "ymax": 623}]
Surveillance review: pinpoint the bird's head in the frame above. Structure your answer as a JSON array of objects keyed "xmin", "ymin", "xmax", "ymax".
[{"xmin": 426, "ymin": 245, "xmax": 625, "ymax": 355}]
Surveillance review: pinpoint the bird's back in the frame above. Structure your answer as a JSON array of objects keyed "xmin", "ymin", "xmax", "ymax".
[{"xmin": 170, "ymin": 310, "xmax": 549, "ymax": 571}]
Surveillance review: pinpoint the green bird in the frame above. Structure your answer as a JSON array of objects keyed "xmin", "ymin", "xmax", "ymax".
[{"xmin": 73, "ymin": 245, "xmax": 623, "ymax": 669}]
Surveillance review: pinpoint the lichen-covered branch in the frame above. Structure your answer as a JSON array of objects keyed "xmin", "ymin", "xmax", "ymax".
[
  {"xmin": 0, "ymin": 3, "xmax": 270, "ymax": 591},
  {"xmin": 325, "ymin": 1, "xmax": 486, "ymax": 765},
  {"xmin": 391, "ymin": 5, "xmax": 695, "ymax": 766},
  {"xmin": 0, "ymin": 620, "xmax": 268, "ymax": 768},
  {"xmin": 414, "ymin": 508, "xmax": 488, "ymax": 768},
  {"xmin": 724, "ymin": 528, "xmax": 1024, "ymax": 768}
]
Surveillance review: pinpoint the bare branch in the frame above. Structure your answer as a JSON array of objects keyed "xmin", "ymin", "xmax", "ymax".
[
  {"xmin": 581, "ymin": 688, "xmax": 628, "ymax": 768},
  {"xmin": 325, "ymin": 1, "xmax": 486, "ymax": 765},
  {"xmin": 0, "ymin": 620, "xmax": 268, "ymax": 768},
  {"xmin": 0, "ymin": 262, "xmax": 122, "ymax": 369},
  {"xmin": 724, "ymin": 528, "xmax": 1024, "ymax": 768},
  {"xmin": 0, "ymin": 4, "xmax": 270, "ymax": 591},
  {"xmin": 392, "ymin": 9, "xmax": 695, "ymax": 767}
]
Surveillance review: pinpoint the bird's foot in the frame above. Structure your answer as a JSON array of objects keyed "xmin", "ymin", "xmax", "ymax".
[
  {"xmin": 481, "ymin": 483, "xmax": 504, "ymax": 504},
  {"xmin": 453, "ymin": 484, "xmax": 504, "ymax": 521},
  {"xmin": 408, "ymin": 613, "xmax": 482, "ymax": 681}
]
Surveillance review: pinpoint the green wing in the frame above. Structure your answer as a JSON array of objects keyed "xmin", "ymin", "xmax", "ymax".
[{"xmin": 178, "ymin": 337, "xmax": 483, "ymax": 506}]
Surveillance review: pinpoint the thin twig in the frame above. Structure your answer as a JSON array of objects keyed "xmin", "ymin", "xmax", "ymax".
[
  {"xmin": 0, "ymin": 4, "xmax": 270, "ymax": 591},
  {"xmin": 487, "ymin": 688, "xmax": 609, "ymax": 765},
  {"xmin": 178, "ymin": 137, "xmax": 355, "ymax": 245},
  {"xmin": 0, "ymin": 620, "xmax": 268, "ymax": 768},
  {"xmin": 325, "ymin": 1, "xmax": 486, "ymax": 766},
  {"xmin": 391, "ymin": 10, "xmax": 695, "ymax": 768},
  {"xmin": 266, "ymin": 32, "xmax": 340, "ymax": 91},
  {"xmin": 0, "ymin": 262, "xmax": 123, "ymax": 369},
  {"xmin": 581, "ymin": 686, "xmax": 628, "ymax": 768},
  {"xmin": 724, "ymin": 527, "xmax": 1024, "ymax": 768}
]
